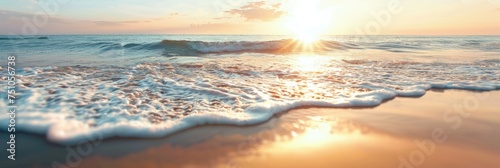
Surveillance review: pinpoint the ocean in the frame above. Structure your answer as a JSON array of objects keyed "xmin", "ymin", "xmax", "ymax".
[{"xmin": 0, "ymin": 35, "xmax": 499, "ymax": 144}]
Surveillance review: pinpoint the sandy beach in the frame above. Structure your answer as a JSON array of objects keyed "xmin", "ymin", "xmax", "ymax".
[{"xmin": 2, "ymin": 90, "xmax": 499, "ymax": 168}]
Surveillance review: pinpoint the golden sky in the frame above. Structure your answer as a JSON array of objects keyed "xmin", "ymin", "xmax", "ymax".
[{"xmin": 0, "ymin": 0, "xmax": 499, "ymax": 35}]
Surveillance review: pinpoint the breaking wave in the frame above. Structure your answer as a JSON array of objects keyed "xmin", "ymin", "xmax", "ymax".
[
  {"xmin": 116, "ymin": 39, "xmax": 358, "ymax": 56},
  {"xmin": 82, "ymin": 38, "xmax": 500, "ymax": 56}
]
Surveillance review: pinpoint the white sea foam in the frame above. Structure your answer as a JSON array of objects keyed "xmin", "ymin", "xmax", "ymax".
[{"xmin": 1, "ymin": 56, "xmax": 499, "ymax": 145}]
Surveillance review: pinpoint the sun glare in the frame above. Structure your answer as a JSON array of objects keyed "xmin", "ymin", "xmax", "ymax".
[
  {"xmin": 295, "ymin": 55, "xmax": 323, "ymax": 71},
  {"xmin": 286, "ymin": 0, "xmax": 331, "ymax": 43}
]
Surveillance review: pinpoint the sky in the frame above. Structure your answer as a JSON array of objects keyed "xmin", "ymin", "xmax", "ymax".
[{"xmin": 0, "ymin": 0, "xmax": 499, "ymax": 35}]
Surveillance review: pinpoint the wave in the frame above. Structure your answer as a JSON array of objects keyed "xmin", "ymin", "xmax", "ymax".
[
  {"xmin": 93, "ymin": 39, "xmax": 359, "ymax": 56},
  {"xmin": 74, "ymin": 39, "xmax": 362, "ymax": 56},
  {"xmin": 161, "ymin": 39, "xmax": 360, "ymax": 55},
  {"xmin": 2, "ymin": 36, "xmax": 497, "ymax": 56},
  {"xmin": 100, "ymin": 38, "xmax": 497, "ymax": 56}
]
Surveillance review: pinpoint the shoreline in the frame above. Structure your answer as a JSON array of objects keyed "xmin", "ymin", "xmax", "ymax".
[
  {"xmin": 6, "ymin": 88, "xmax": 499, "ymax": 146},
  {"xmin": 2, "ymin": 89, "xmax": 500, "ymax": 167}
]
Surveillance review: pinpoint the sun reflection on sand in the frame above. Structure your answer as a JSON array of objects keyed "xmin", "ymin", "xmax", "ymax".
[
  {"xmin": 290, "ymin": 119, "xmax": 335, "ymax": 145},
  {"xmin": 272, "ymin": 116, "xmax": 367, "ymax": 150}
]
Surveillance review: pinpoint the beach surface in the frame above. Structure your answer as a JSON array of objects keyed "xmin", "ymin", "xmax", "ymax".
[{"xmin": 3, "ymin": 90, "xmax": 500, "ymax": 168}]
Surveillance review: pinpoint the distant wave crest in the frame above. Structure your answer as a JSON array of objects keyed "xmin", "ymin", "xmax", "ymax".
[{"xmin": 4, "ymin": 37, "xmax": 498, "ymax": 56}]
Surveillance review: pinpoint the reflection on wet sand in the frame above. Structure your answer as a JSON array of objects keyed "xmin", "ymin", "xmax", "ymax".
[{"xmin": 76, "ymin": 115, "xmax": 383, "ymax": 168}]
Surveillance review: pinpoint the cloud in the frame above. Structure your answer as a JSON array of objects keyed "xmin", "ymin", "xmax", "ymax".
[{"xmin": 225, "ymin": 1, "xmax": 286, "ymax": 21}]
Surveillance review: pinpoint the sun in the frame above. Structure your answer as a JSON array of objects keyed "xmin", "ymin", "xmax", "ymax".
[{"xmin": 286, "ymin": 0, "xmax": 332, "ymax": 43}]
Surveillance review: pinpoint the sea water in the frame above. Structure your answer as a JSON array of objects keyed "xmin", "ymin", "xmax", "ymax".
[{"xmin": 0, "ymin": 35, "xmax": 499, "ymax": 144}]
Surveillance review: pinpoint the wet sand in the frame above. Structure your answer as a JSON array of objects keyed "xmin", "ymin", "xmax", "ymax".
[{"xmin": 2, "ymin": 90, "xmax": 500, "ymax": 168}]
